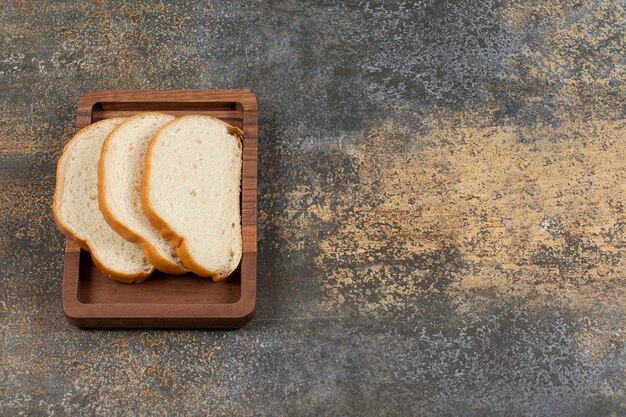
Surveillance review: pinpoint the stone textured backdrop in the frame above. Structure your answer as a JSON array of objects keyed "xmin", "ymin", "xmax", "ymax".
[{"xmin": 1, "ymin": 1, "xmax": 624, "ymax": 416}]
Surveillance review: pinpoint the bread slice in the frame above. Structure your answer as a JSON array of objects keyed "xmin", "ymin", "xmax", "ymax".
[
  {"xmin": 53, "ymin": 118, "xmax": 154, "ymax": 283},
  {"xmin": 141, "ymin": 115, "xmax": 244, "ymax": 281},
  {"xmin": 99, "ymin": 112, "xmax": 187, "ymax": 274}
]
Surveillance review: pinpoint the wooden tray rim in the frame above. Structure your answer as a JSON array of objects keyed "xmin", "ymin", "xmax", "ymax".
[{"xmin": 61, "ymin": 89, "xmax": 257, "ymax": 327}]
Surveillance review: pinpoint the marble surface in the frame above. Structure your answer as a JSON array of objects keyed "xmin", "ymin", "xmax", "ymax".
[{"xmin": 1, "ymin": 1, "xmax": 624, "ymax": 415}]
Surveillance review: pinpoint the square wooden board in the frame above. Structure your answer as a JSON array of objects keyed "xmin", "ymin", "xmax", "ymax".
[{"xmin": 62, "ymin": 90, "xmax": 257, "ymax": 328}]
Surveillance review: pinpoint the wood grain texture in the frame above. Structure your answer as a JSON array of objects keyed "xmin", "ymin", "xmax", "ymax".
[{"xmin": 64, "ymin": 90, "xmax": 257, "ymax": 328}]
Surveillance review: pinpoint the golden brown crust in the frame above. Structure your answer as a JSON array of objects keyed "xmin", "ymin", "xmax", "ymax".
[
  {"xmin": 226, "ymin": 125, "xmax": 244, "ymax": 141},
  {"xmin": 140, "ymin": 115, "xmax": 243, "ymax": 281},
  {"xmin": 52, "ymin": 118, "xmax": 154, "ymax": 284},
  {"xmin": 89, "ymin": 250, "xmax": 151, "ymax": 284},
  {"xmin": 176, "ymin": 239, "xmax": 241, "ymax": 281},
  {"xmin": 52, "ymin": 123, "xmax": 91, "ymax": 252},
  {"xmin": 98, "ymin": 112, "xmax": 188, "ymax": 275}
]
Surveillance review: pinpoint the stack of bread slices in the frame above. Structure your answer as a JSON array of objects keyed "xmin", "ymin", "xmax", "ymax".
[{"xmin": 53, "ymin": 113, "xmax": 244, "ymax": 284}]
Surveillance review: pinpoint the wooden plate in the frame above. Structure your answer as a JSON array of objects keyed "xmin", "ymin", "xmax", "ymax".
[{"xmin": 61, "ymin": 90, "xmax": 257, "ymax": 328}]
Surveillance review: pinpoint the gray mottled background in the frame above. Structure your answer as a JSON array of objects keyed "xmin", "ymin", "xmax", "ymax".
[{"xmin": 1, "ymin": 1, "xmax": 625, "ymax": 416}]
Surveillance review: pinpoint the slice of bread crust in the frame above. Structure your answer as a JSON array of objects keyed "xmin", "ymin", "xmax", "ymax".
[
  {"xmin": 98, "ymin": 112, "xmax": 188, "ymax": 274},
  {"xmin": 53, "ymin": 118, "xmax": 154, "ymax": 284},
  {"xmin": 140, "ymin": 115, "xmax": 244, "ymax": 281}
]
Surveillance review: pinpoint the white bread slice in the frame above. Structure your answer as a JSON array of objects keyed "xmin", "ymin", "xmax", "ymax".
[
  {"xmin": 141, "ymin": 115, "xmax": 244, "ymax": 281},
  {"xmin": 99, "ymin": 112, "xmax": 187, "ymax": 274},
  {"xmin": 53, "ymin": 118, "xmax": 154, "ymax": 283}
]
